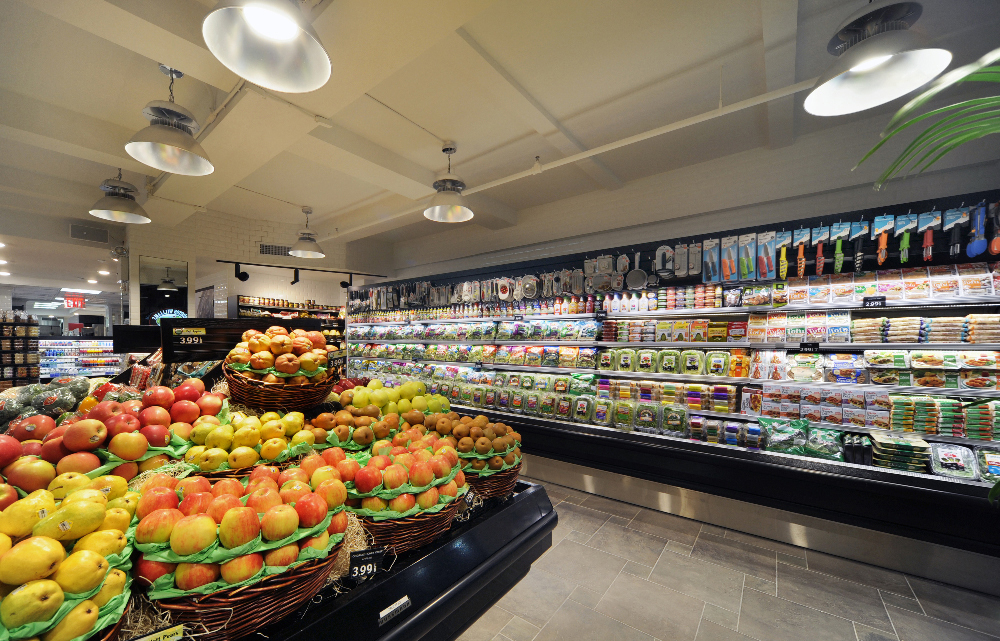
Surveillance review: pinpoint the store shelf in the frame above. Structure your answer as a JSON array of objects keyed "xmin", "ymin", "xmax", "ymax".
[
  {"xmin": 348, "ymin": 312, "xmax": 597, "ymax": 326},
  {"xmin": 596, "ymin": 341, "xmax": 1000, "ymax": 350},
  {"xmin": 348, "ymin": 356, "xmax": 463, "ymax": 368},
  {"xmin": 355, "ymin": 340, "xmax": 497, "ymax": 345}
]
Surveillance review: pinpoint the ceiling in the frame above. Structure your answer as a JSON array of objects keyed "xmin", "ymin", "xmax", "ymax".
[{"xmin": 0, "ymin": 0, "xmax": 998, "ymax": 283}]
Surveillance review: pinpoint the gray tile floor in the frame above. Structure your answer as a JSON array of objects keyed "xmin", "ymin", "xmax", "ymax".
[{"xmin": 457, "ymin": 478, "xmax": 1000, "ymax": 641}]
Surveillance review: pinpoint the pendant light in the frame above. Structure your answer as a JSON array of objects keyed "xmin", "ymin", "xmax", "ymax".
[
  {"xmin": 424, "ymin": 141, "xmax": 474, "ymax": 223},
  {"xmin": 89, "ymin": 170, "xmax": 151, "ymax": 224},
  {"xmin": 157, "ymin": 267, "xmax": 179, "ymax": 292},
  {"xmin": 289, "ymin": 207, "xmax": 325, "ymax": 258},
  {"xmin": 202, "ymin": 0, "xmax": 331, "ymax": 94},
  {"xmin": 126, "ymin": 67, "xmax": 214, "ymax": 175},
  {"xmin": 804, "ymin": 1, "xmax": 951, "ymax": 117}
]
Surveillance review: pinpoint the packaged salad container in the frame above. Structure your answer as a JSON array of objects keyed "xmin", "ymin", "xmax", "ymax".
[
  {"xmin": 613, "ymin": 400, "xmax": 634, "ymax": 430},
  {"xmin": 572, "ymin": 396, "xmax": 594, "ymax": 423},
  {"xmin": 592, "ymin": 398, "xmax": 614, "ymax": 426},
  {"xmin": 658, "ymin": 350, "xmax": 681, "ymax": 373},
  {"xmin": 555, "ymin": 395, "xmax": 574, "ymax": 420},
  {"xmin": 633, "ymin": 402, "xmax": 660, "ymax": 433}
]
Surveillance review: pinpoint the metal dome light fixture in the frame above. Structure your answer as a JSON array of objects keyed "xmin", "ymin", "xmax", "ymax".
[
  {"xmin": 89, "ymin": 170, "xmax": 151, "ymax": 224},
  {"xmin": 157, "ymin": 267, "xmax": 179, "ymax": 292},
  {"xmin": 804, "ymin": 1, "xmax": 951, "ymax": 117},
  {"xmin": 289, "ymin": 207, "xmax": 326, "ymax": 258},
  {"xmin": 202, "ymin": 0, "xmax": 331, "ymax": 93},
  {"xmin": 126, "ymin": 66, "xmax": 214, "ymax": 175},
  {"xmin": 424, "ymin": 141, "xmax": 474, "ymax": 223}
]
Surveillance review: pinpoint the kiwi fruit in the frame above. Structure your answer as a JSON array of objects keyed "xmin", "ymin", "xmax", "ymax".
[
  {"xmin": 352, "ymin": 426, "xmax": 373, "ymax": 446},
  {"xmin": 453, "ymin": 424, "xmax": 470, "ymax": 439},
  {"xmin": 469, "ymin": 426, "xmax": 484, "ymax": 440},
  {"xmin": 491, "ymin": 437, "xmax": 506, "ymax": 453},
  {"xmin": 474, "ymin": 437, "xmax": 492, "ymax": 455},
  {"xmin": 503, "ymin": 452, "xmax": 517, "ymax": 465},
  {"xmin": 493, "ymin": 424, "xmax": 507, "ymax": 437},
  {"xmin": 471, "ymin": 459, "xmax": 487, "ymax": 471},
  {"xmin": 457, "ymin": 437, "xmax": 475, "ymax": 453},
  {"xmin": 487, "ymin": 456, "xmax": 504, "ymax": 470},
  {"xmin": 435, "ymin": 417, "xmax": 452, "ymax": 435},
  {"xmin": 483, "ymin": 427, "xmax": 497, "ymax": 441}
]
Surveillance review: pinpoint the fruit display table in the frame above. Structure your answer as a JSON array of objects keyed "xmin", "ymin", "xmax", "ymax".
[{"xmin": 246, "ymin": 481, "xmax": 555, "ymax": 641}]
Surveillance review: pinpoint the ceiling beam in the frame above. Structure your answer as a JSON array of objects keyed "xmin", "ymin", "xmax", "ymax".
[
  {"xmin": 761, "ymin": 0, "xmax": 799, "ymax": 149},
  {"xmin": 454, "ymin": 28, "xmax": 624, "ymax": 191},
  {"xmin": 464, "ymin": 193, "xmax": 517, "ymax": 230},
  {"xmin": 287, "ymin": 124, "xmax": 436, "ymax": 205}
]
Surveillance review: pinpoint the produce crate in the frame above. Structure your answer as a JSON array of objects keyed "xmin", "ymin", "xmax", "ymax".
[{"xmin": 223, "ymin": 368, "xmax": 336, "ymax": 412}]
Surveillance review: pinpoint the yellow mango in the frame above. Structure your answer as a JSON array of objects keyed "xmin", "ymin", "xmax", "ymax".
[
  {"xmin": 91, "ymin": 569, "xmax": 126, "ymax": 607},
  {"xmin": 0, "ymin": 536, "xmax": 65, "ymax": 584},
  {"xmin": 72, "ymin": 529, "xmax": 127, "ymax": 558},
  {"xmin": 47, "ymin": 473, "xmax": 90, "ymax": 501},
  {"xmin": 61, "ymin": 489, "xmax": 107, "ymax": 507},
  {"xmin": 51, "ymin": 550, "xmax": 107, "ymax": 594},
  {"xmin": 85, "ymin": 476, "xmax": 128, "ymax": 501},
  {"xmin": 33, "ymin": 501, "xmax": 106, "ymax": 541},
  {"xmin": 0, "ymin": 580, "xmax": 64, "ymax": 628},
  {"xmin": 97, "ymin": 508, "xmax": 131, "ymax": 533},
  {"xmin": 0, "ymin": 494, "xmax": 57, "ymax": 538},
  {"xmin": 41, "ymin": 600, "xmax": 98, "ymax": 641}
]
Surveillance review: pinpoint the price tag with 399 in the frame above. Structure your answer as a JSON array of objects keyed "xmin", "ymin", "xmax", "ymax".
[{"xmin": 349, "ymin": 547, "xmax": 386, "ymax": 580}]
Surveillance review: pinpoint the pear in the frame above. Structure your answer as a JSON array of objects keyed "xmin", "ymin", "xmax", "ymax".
[
  {"xmin": 205, "ymin": 427, "xmax": 234, "ymax": 451},
  {"xmin": 184, "ymin": 445, "xmax": 206, "ymax": 463},
  {"xmin": 92, "ymin": 569, "xmax": 126, "ymax": 607},
  {"xmin": 33, "ymin": 501, "xmax": 106, "ymax": 541},
  {"xmin": 199, "ymin": 448, "xmax": 229, "ymax": 471},
  {"xmin": 51, "ymin": 551, "xmax": 107, "ymax": 594},
  {"xmin": 0, "ymin": 537, "xmax": 65, "ymax": 584},
  {"xmin": 73, "ymin": 530, "xmax": 127, "ymax": 558},
  {"xmin": 259, "ymin": 412, "xmax": 281, "ymax": 423},
  {"xmin": 232, "ymin": 427, "xmax": 261, "ymax": 449},
  {"xmin": 190, "ymin": 424, "xmax": 215, "ymax": 445},
  {"xmin": 41, "ymin": 599, "xmax": 97, "ymax": 641},
  {"xmin": 0, "ymin": 493, "xmax": 56, "ymax": 538},
  {"xmin": 0, "ymin": 580, "xmax": 64, "ymax": 628},
  {"xmin": 47, "ymin": 473, "xmax": 91, "ymax": 501}
]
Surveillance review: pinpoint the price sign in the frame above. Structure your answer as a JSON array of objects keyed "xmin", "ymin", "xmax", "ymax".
[
  {"xmin": 862, "ymin": 296, "xmax": 887, "ymax": 308},
  {"xmin": 350, "ymin": 547, "xmax": 386, "ymax": 580},
  {"xmin": 595, "ymin": 310, "xmax": 607, "ymax": 321},
  {"xmin": 131, "ymin": 624, "xmax": 184, "ymax": 641},
  {"xmin": 798, "ymin": 342, "xmax": 820, "ymax": 353},
  {"xmin": 512, "ymin": 315, "xmax": 524, "ymax": 321}
]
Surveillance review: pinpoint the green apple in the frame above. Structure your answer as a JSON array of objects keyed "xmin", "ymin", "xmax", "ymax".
[
  {"xmin": 427, "ymin": 397, "xmax": 442, "ymax": 413},
  {"xmin": 385, "ymin": 388, "xmax": 400, "ymax": 403},
  {"xmin": 367, "ymin": 379, "xmax": 383, "ymax": 390},
  {"xmin": 397, "ymin": 398, "xmax": 412, "ymax": 414},
  {"xmin": 352, "ymin": 389, "xmax": 370, "ymax": 408},
  {"xmin": 414, "ymin": 382, "xmax": 426, "ymax": 396},
  {"xmin": 411, "ymin": 396, "xmax": 428, "ymax": 412},
  {"xmin": 398, "ymin": 383, "xmax": 416, "ymax": 401},
  {"xmin": 383, "ymin": 401, "xmax": 398, "ymax": 416},
  {"xmin": 370, "ymin": 389, "xmax": 389, "ymax": 408}
]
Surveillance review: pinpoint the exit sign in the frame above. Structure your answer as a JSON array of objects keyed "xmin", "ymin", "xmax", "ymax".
[{"xmin": 64, "ymin": 295, "xmax": 85, "ymax": 308}]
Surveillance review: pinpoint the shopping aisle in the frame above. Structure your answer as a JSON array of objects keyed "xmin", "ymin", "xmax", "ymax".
[{"xmin": 458, "ymin": 479, "xmax": 1000, "ymax": 641}]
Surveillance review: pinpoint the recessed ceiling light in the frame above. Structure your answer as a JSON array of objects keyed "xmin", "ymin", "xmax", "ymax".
[
  {"xmin": 54, "ymin": 297, "xmax": 64, "ymax": 301},
  {"xmin": 0, "ymin": 243, "xmax": 6, "ymax": 248},
  {"xmin": 87, "ymin": 279, "xmax": 98, "ymax": 284},
  {"xmin": 0, "ymin": 261, "xmax": 8, "ymax": 265},
  {"xmin": 98, "ymin": 270, "xmax": 110, "ymax": 276},
  {"xmin": 48, "ymin": 315, "xmax": 54, "ymax": 318},
  {"xmin": 0, "ymin": 272, "xmax": 9, "ymax": 277}
]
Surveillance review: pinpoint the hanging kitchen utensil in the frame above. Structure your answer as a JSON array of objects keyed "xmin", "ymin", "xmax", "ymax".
[
  {"xmin": 923, "ymin": 228, "xmax": 934, "ymax": 261},
  {"xmin": 472, "ymin": 280, "xmax": 481, "ymax": 301},
  {"xmin": 560, "ymin": 269, "xmax": 573, "ymax": 294},
  {"xmin": 612, "ymin": 273, "xmax": 624, "ymax": 291},
  {"xmin": 968, "ymin": 201, "xmax": 987, "ymax": 258},
  {"xmin": 522, "ymin": 275, "xmax": 538, "ymax": 299},
  {"xmin": 654, "ymin": 245, "xmax": 674, "ymax": 278},
  {"xmin": 513, "ymin": 278, "xmax": 523, "ymax": 301},
  {"xmin": 584, "ymin": 259, "xmax": 598, "ymax": 276},
  {"xmin": 498, "ymin": 279, "xmax": 512, "ymax": 301},
  {"xmin": 592, "ymin": 274, "xmax": 611, "ymax": 292},
  {"xmin": 647, "ymin": 257, "xmax": 659, "ymax": 286},
  {"xmin": 571, "ymin": 269, "xmax": 584, "ymax": 295},
  {"xmin": 722, "ymin": 248, "xmax": 732, "ymax": 280},
  {"xmin": 584, "ymin": 276, "xmax": 595, "ymax": 294},
  {"xmin": 725, "ymin": 247, "xmax": 736, "ymax": 281},
  {"xmin": 796, "ymin": 243, "xmax": 806, "ymax": 279},
  {"xmin": 616, "ymin": 254, "xmax": 630, "ymax": 273},
  {"xmin": 853, "ymin": 236, "xmax": 865, "ymax": 274},
  {"xmin": 899, "ymin": 232, "xmax": 910, "ymax": 264},
  {"xmin": 626, "ymin": 252, "xmax": 646, "ymax": 290},
  {"xmin": 990, "ymin": 202, "xmax": 1000, "ymax": 255},
  {"xmin": 876, "ymin": 232, "xmax": 887, "ymax": 265},
  {"xmin": 597, "ymin": 255, "xmax": 614, "ymax": 274},
  {"xmin": 833, "ymin": 240, "xmax": 844, "ymax": 273}
]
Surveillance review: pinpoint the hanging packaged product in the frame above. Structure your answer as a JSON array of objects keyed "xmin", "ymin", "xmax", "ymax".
[
  {"xmin": 775, "ymin": 230, "xmax": 792, "ymax": 280},
  {"xmin": 755, "ymin": 231, "xmax": 775, "ymax": 281},
  {"xmin": 702, "ymin": 238, "xmax": 721, "ymax": 283},
  {"xmin": 688, "ymin": 242, "xmax": 702, "ymax": 276},
  {"xmin": 720, "ymin": 236, "xmax": 739, "ymax": 282},
  {"xmin": 943, "ymin": 206, "xmax": 970, "ymax": 260},
  {"xmin": 894, "ymin": 212, "xmax": 918, "ymax": 265},
  {"xmin": 871, "ymin": 215, "xmax": 895, "ymax": 266},
  {"xmin": 674, "ymin": 243, "xmax": 689, "ymax": 277},
  {"xmin": 738, "ymin": 233, "xmax": 757, "ymax": 281},
  {"xmin": 792, "ymin": 228, "xmax": 811, "ymax": 280},
  {"xmin": 849, "ymin": 220, "xmax": 869, "ymax": 275}
]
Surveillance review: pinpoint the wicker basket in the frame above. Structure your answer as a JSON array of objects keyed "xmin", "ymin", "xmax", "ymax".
[
  {"xmin": 361, "ymin": 501, "xmax": 461, "ymax": 555},
  {"xmin": 155, "ymin": 544, "xmax": 341, "ymax": 641},
  {"xmin": 223, "ymin": 368, "xmax": 336, "ymax": 412},
  {"xmin": 95, "ymin": 603, "xmax": 129, "ymax": 641},
  {"xmin": 465, "ymin": 462, "xmax": 521, "ymax": 500},
  {"xmin": 192, "ymin": 460, "xmax": 296, "ymax": 482}
]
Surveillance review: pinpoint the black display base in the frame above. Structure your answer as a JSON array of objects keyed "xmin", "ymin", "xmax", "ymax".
[
  {"xmin": 453, "ymin": 405, "xmax": 1000, "ymax": 559},
  {"xmin": 256, "ymin": 481, "xmax": 556, "ymax": 641}
]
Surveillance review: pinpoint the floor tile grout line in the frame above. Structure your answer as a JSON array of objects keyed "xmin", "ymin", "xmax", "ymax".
[
  {"xmin": 884, "ymin": 603, "xmax": 1000, "ymax": 640},
  {"xmin": 693, "ymin": 602, "xmax": 707, "ymax": 641},
  {"xmin": 852, "ymin": 621, "xmax": 863, "ymax": 641},
  {"xmin": 742, "ymin": 586, "xmax": 896, "ymax": 634},
  {"xmin": 580, "ymin": 566, "xmax": 674, "ymax": 640},
  {"xmin": 877, "ymin": 592, "xmax": 901, "ymax": 641},
  {"xmin": 737, "ymin": 572, "xmax": 745, "ymax": 631},
  {"xmin": 901, "ymin": 574, "xmax": 927, "ymax": 615}
]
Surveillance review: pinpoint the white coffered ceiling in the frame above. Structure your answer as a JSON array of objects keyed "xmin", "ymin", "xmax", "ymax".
[{"xmin": 0, "ymin": 0, "xmax": 998, "ymax": 284}]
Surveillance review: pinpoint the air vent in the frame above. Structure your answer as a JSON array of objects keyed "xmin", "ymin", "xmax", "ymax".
[
  {"xmin": 69, "ymin": 224, "xmax": 109, "ymax": 244},
  {"xmin": 260, "ymin": 243, "xmax": 291, "ymax": 256}
]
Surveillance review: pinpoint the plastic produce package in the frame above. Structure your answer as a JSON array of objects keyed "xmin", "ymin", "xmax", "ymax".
[{"xmin": 929, "ymin": 443, "xmax": 979, "ymax": 479}]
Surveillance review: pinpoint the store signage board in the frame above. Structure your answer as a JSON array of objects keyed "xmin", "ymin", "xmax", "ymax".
[
  {"xmin": 64, "ymin": 295, "xmax": 85, "ymax": 309},
  {"xmin": 130, "ymin": 624, "xmax": 184, "ymax": 641},
  {"xmin": 158, "ymin": 318, "xmax": 321, "ymax": 364},
  {"xmin": 862, "ymin": 296, "xmax": 887, "ymax": 308},
  {"xmin": 349, "ymin": 547, "xmax": 386, "ymax": 581}
]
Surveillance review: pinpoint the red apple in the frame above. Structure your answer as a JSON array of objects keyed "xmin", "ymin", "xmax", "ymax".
[
  {"xmin": 388, "ymin": 493, "xmax": 415, "ymax": 513},
  {"xmin": 314, "ymin": 479, "xmax": 347, "ymax": 510},
  {"xmin": 112, "ymin": 462, "xmax": 139, "ymax": 481},
  {"xmin": 335, "ymin": 458, "xmax": 359, "ymax": 483},
  {"xmin": 172, "ymin": 384, "xmax": 202, "ymax": 404},
  {"xmin": 3, "ymin": 456, "xmax": 55, "ymax": 493},
  {"xmin": 309, "ymin": 466, "xmax": 341, "ymax": 489},
  {"xmin": 87, "ymin": 401, "xmax": 123, "ymax": 424},
  {"xmin": 108, "ymin": 432, "xmax": 149, "ymax": 461},
  {"xmin": 104, "ymin": 413, "xmax": 141, "ymax": 439},
  {"xmin": 437, "ymin": 446, "xmax": 459, "ymax": 467},
  {"xmin": 193, "ymin": 415, "xmax": 221, "ymax": 428},
  {"xmin": 39, "ymin": 437, "xmax": 70, "ymax": 464},
  {"xmin": 392, "ymin": 452, "xmax": 415, "ymax": 470},
  {"xmin": 249, "ymin": 465, "xmax": 280, "ymax": 484},
  {"xmin": 169, "ymin": 400, "xmax": 200, "ymax": 425},
  {"xmin": 416, "ymin": 487, "xmax": 439, "ymax": 509},
  {"xmin": 140, "ymin": 424, "xmax": 170, "ymax": 447},
  {"xmin": 219, "ymin": 507, "xmax": 260, "ymax": 549},
  {"xmin": 321, "ymin": 447, "xmax": 346, "ymax": 467},
  {"xmin": 382, "ymin": 464, "xmax": 408, "ymax": 490},
  {"xmin": 178, "ymin": 492, "xmax": 215, "ymax": 516},
  {"xmin": 367, "ymin": 455, "xmax": 392, "ymax": 471},
  {"xmin": 0, "ymin": 484, "xmax": 18, "ymax": 511},
  {"xmin": 176, "ymin": 476, "xmax": 212, "ymax": 497},
  {"xmin": 134, "ymin": 558, "xmax": 177, "ymax": 587},
  {"xmin": 138, "ymin": 406, "xmax": 171, "ymax": 428},
  {"xmin": 353, "ymin": 466, "xmax": 382, "ymax": 494},
  {"xmin": 170, "ymin": 514, "xmax": 218, "ymax": 555},
  {"xmin": 56, "ymin": 451, "xmax": 101, "ymax": 475},
  {"xmin": 428, "ymin": 455, "xmax": 451, "ymax": 479},
  {"xmin": 207, "ymin": 494, "xmax": 243, "ymax": 524},
  {"xmin": 170, "ymin": 422, "xmax": 194, "ymax": 441},
  {"xmin": 139, "ymin": 454, "xmax": 170, "ymax": 473},
  {"xmin": 142, "ymin": 386, "xmax": 175, "ymax": 410},
  {"xmin": 211, "ymin": 479, "xmax": 244, "ymax": 499},
  {"xmin": 42, "ymin": 425, "xmax": 67, "ymax": 443},
  {"xmin": 196, "ymin": 394, "xmax": 223, "ymax": 417},
  {"xmin": 260, "ymin": 504, "xmax": 299, "ymax": 541},
  {"xmin": 293, "ymin": 492, "xmax": 327, "ymax": 528},
  {"xmin": 408, "ymin": 461, "xmax": 434, "ymax": 488},
  {"xmin": 299, "ymin": 454, "xmax": 325, "ymax": 478},
  {"xmin": 175, "ymin": 563, "xmax": 219, "ymax": 590},
  {"xmin": 245, "ymin": 487, "xmax": 282, "ymax": 513},
  {"xmin": 245, "ymin": 477, "xmax": 278, "ymax": 495},
  {"xmin": 137, "ymin": 486, "xmax": 180, "ymax": 520},
  {"xmin": 277, "ymin": 468, "xmax": 309, "ymax": 488},
  {"xmin": 21, "ymin": 440, "xmax": 43, "ymax": 457},
  {"xmin": 264, "ymin": 544, "xmax": 299, "ymax": 567},
  {"xmin": 141, "ymin": 472, "xmax": 179, "ymax": 492},
  {"xmin": 135, "ymin": 508, "xmax": 184, "ymax": 544},
  {"xmin": 220, "ymin": 553, "xmax": 263, "ymax": 584},
  {"xmin": 360, "ymin": 496, "xmax": 387, "ymax": 512},
  {"xmin": 389, "ymin": 446, "xmax": 408, "ymax": 457},
  {"xmin": 438, "ymin": 480, "xmax": 458, "ymax": 498},
  {"xmin": 183, "ymin": 378, "xmax": 206, "ymax": 394},
  {"xmin": 122, "ymin": 400, "xmax": 144, "ymax": 417},
  {"xmin": 279, "ymin": 480, "xmax": 311, "ymax": 505},
  {"xmin": 327, "ymin": 510, "xmax": 348, "ymax": 535},
  {"xmin": 9, "ymin": 415, "xmax": 57, "ymax": 442}
]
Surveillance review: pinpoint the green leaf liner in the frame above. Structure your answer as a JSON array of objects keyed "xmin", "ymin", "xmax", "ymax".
[
  {"xmin": 137, "ymin": 507, "xmax": 340, "ymax": 564},
  {"xmin": 226, "ymin": 362, "xmax": 328, "ymax": 379},
  {"xmin": 347, "ymin": 484, "xmax": 468, "ymax": 521},
  {"xmin": 345, "ymin": 464, "xmax": 460, "ymax": 500},
  {"xmin": 145, "ymin": 531, "xmax": 344, "ymax": 600},
  {"xmin": 456, "ymin": 439, "xmax": 521, "ymax": 460},
  {"xmin": 462, "ymin": 454, "xmax": 522, "ymax": 477}
]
